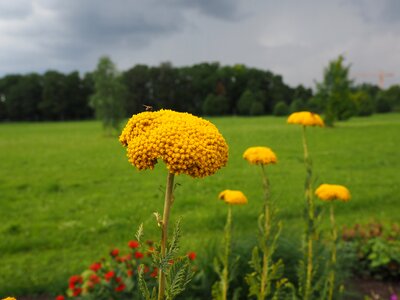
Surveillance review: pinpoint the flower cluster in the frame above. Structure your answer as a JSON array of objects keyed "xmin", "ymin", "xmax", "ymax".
[
  {"xmin": 119, "ymin": 109, "xmax": 229, "ymax": 178},
  {"xmin": 315, "ymin": 184, "xmax": 351, "ymax": 202},
  {"xmin": 287, "ymin": 111, "xmax": 324, "ymax": 127},
  {"xmin": 243, "ymin": 146, "xmax": 277, "ymax": 165},
  {"xmin": 219, "ymin": 190, "xmax": 248, "ymax": 205},
  {"xmin": 56, "ymin": 239, "xmax": 197, "ymax": 299}
]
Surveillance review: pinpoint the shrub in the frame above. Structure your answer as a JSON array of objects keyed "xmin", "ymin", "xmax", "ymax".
[
  {"xmin": 341, "ymin": 222, "xmax": 400, "ymax": 280},
  {"xmin": 273, "ymin": 101, "xmax": 289, "ymax": 116}
]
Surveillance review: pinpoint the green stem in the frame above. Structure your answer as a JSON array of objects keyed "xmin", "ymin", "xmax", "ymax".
[
  {"xmin": 260, "ymin": 165, "xmax": 271, "ymax": 300},
  {"xmin": 302, "ymin": 126, "xmax": 314, "ymax": 300},
  {"xmin": 222, "ymin": 205, "xmax": 232, "ymax": 300},
  {"xmin": 328, "ymin": 204, "xmax": 337, "ymax": 300},
  {"xmin": 158, "ymin": 172, "xmax": 175, "ymax": 300}
]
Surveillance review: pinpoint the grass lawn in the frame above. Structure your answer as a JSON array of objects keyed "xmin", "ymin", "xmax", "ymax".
[{"xmin": 0, "ymin": 113, "xmax": 399, "ymax": 296}]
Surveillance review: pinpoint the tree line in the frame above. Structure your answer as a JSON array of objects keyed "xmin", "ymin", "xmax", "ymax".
[{"xmin": 0, "ymin": 57, "xmax": 399, "ymax": 123}]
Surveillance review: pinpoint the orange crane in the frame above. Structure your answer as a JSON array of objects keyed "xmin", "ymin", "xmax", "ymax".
[{"xmin": 354, "ymin": 71, "xmax": 394, "ymax": 89}]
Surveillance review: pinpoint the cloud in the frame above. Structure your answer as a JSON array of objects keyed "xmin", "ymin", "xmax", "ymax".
[{"xmin": 0, "ymin": 0, "xmax": 398, "ymax": 88}]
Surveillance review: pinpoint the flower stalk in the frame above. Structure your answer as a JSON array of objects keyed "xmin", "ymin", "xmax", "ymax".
[
  {"xmin": 302, "ymin": 125, "xmax": 314, "ymax": 300},
  {"xmin": 222, "ymin": 205, "xmax": 232, "ymax": 300},
  {"xmin": 260, "ymin": 164, "xmax": 271, "ymax": 300},
  {"xmin": 327, "ymin": 203, "xmax": 337, "ymax": 300},
  {"xmin": 158, "ymin": 172, "xmax": 175, "ymax": 300}
]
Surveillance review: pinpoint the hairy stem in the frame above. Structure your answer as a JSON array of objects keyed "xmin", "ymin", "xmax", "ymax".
[
  {"xmin": 328, "ymin": 204, "xmax": 337, "ymax": 300},
  {"xmin": 222, "ymin": 205, "xmax": 232, "ymax": 300},
  {"xmin": 158, "ymin": 172, "xmax": 175, "ymax": 300},
  {"xmin": 260, "ymin": 165, "xmax": 271, "ymax": 300},
  {"xmin": 302, "ymin": 126, "xmax": 314, "ymax": 300}
]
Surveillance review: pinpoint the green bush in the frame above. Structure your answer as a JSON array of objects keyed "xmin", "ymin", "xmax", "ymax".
[
  {"xmin": 273, "ymin": 101, "xmax": 289, "ymax": 116},
  {"xmin": 202, "ymin": 94, "xmax": 230, "ymax": 116}
]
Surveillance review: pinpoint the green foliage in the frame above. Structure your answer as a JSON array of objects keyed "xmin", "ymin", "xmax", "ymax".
[
  {"xmin": 90, "ymin": 56, "xmax": 126, "ymax": 133},
  {"xmin": 250, "ymin": 101, "xmax": 265, "ymax": 116},
  {"xmin": 273, "ymin": 101, "xmax": 290, "ymax": 116},
  {"xmin": 237, "ymin": 90, "xmax": 254, "ymax": 115},
  {"xmin": 341, "ymin": 222, "xmax": 400, "ymax": 280},
  {"xmin": 351, "ymin": 90, "xmax": 374, "ymax": 116},
  {"xmin": 315, "ymin": 55, "xmax": 355, "ymax": 126},
  {"xmin": 202, "ymin": 94, "xmax": 230, "ymax": 116}
]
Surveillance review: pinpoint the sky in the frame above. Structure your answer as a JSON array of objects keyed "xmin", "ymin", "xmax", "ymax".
[{"xmin": 0, "ymin": 0, "xmax": 399, "ymax": 88}]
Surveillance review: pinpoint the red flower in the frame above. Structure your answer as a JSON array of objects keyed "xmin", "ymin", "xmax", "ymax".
[
  {"xmin": 89, "ymin": 274, "xmax": 101, "ymax": 284},
  {"xmin": 135, "ymin": 251, "xmax": 144, "ymax": 259},
  {"xmin": 128, "ymin": 240, "xmax": 140, "ymax": 249},
  {"xmin": 127, "ymin": 269, "xmax": 133, "ymax": 277},
  {"xmin": 89, "ymin": 262, "xmax": 102, "ymax": 272},
  {"xmin": 115, "ymin": 283, "xmax": 126, "ymax": 292},
  {"xmin": 110, "ymin": 248, "xmax": 119, "ymax": 257},
  {"xmin": 72, "ymin": 287, "xmax": 82, "ymax": 297},
  {"xmin": 69, "ymin": 275, "xmax": 83, "ymax": 289},
  {"xmin": 187, "ymin": 252, "xmax": 197, "ymax": 261},
  {"xmin": 104, "ymin": 271, "xmax": 115, "ymax": 281},
  {"xmin": 150, "ymin": 267, "xmax": 158, "ymax": 278},
  {"xmin": 55, "ymin": 296, "xmax": 65, "ymax": 300}
]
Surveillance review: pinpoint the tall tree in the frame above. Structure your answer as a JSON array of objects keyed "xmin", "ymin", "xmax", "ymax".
[
  {"xmin": 315, "ymin": 55, "xmax": 355, "ymax": 126},
  {"xmin": 90, "ymin": 56, "xmax": 126, "ymax": 134}
]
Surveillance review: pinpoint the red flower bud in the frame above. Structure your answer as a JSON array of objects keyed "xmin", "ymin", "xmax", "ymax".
[
  {"xmin": 89, "ymin": 262, "xmax": 102, "ymax": 272},
  {"xmin": 110, "ymin": 248, "xmax": 119, "ymax": 257},
  {"xmin": 187, "ymin": 252, "xmax": 197, "ymax": 261},
  {"xmin": 135, "ymin": 251, "xmax": 144, "ymax": 259},
  {"xmin": 56, "ymin": 296, "xmax": 65, "ymax": 300},
  {"xmin": 128, "ymin": 240, "xmax": 140, "ymax": 249},
  {"xmin": 115, "ymin": 283, "xmax": 126, "ymax": 292},
  {"xmin": 104, "ymin": 271, "xmax": 115, "ymax": 281}
]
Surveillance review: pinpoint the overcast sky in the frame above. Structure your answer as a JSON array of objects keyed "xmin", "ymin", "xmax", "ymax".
[{"xmin": 0, "ymin": 0, "xmax": 399, "ymax": 88}]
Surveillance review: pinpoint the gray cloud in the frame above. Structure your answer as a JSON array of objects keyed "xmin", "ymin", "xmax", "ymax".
[{"xmin": 0, "ymin": 0, "xmax": 399, "ymax": 87}]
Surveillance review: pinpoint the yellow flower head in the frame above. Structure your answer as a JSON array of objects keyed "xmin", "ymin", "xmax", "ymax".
[
  {"xmin": 218, "ymin": 190, "xmax": 248, "ymax": 205},
  {"xmin": 119, "ymin": 109, "xmax": 229, "ymax": 178},
  {"xmin": 315, "ymin": 184, "xmax": 351, "ymax": 202},
  {"xmin": 2, "ymin": 298, "xmax": 16, "ymax": 300},
  {"xmin": 243, "ymin": 147, "xmax": 277, "ymax": 165},
  {"xmin": 287, "ymin": 111, "xmax": 324, "ymax": 127}
]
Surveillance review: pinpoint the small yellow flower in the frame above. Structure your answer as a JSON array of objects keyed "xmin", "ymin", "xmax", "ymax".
[
  {"xmin": 219, "ymin": 190, "xmax": 248, "ymax": 205},
  {"xmin": 287, "ymin": 111, "xmax": 324, "ymax": 127},
  {"xmin": 119, "ymin": 109, "xmax": 229, "ymax": 178},
  {"xmin": 2, "ymin": 298, "xmax": 16, "ymax": 300},
  {"xmin": 243, "ymin": 147, "xmax": 277, "ymax": 165},
  {"xmin": 315, "ymin": 184, "xmax": 351, "ymax": 202}
]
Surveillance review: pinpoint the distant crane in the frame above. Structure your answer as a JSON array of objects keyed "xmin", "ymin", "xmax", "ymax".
[{"xmin": 354, "ymin": 71, "xmax": 394, "ymax": 89}]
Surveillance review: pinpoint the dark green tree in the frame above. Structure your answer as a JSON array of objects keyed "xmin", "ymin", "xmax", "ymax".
[
  {"xmin": 273, "ymin": 101, "xmax": 289, "ymax": 116},
  {"xmin": 202, "ymin": 93, "xmax": 229, "ymax": 116},
  {"xmin": 90, "ymin": 56, "xmax": 126, "ymax": 134},
  {"xmin": 315, "ymin": 55, "xmax": 355, "ymax": 126},
  {"xmin": 351, "ymin": 90, "xmax": 374, "ymax": 116}
]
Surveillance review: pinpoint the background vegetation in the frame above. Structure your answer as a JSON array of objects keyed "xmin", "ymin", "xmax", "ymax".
[
  {"xmin": 1, "ymin": 58, "xmax": 400, "ymax": 122},
  {"xmin": 0, "ymin": 113, "xmax": 399, "ymax": 296}
]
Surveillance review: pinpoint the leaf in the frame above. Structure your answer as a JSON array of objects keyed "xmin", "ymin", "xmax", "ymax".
[{"xmin": 135, "ymin": 223, "xmax": 144, "ymax": 242}]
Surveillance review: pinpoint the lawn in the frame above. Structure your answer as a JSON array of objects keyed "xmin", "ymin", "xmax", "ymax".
[{"xmin": 0, "ymin": 113, "xmax": 399, "ymax": 296}]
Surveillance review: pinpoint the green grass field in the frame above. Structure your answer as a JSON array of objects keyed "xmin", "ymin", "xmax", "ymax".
[{"xmin": 1, "ymin": 113, "xmax": 399, "ymax": 296}]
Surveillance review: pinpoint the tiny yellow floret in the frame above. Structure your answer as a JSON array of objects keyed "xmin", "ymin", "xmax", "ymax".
[
  {"xmin": 119, "ymin": 109, "xmax": 229, "ymax": 178},
  {"xmin": 243, "ymin": 147, "xmax": 277, "ymax": 165},
  {"xmin": 287, "ymin": 111, "xmax": 324, "ymax": 127},
  {"xmin": 218, "ymin": 190, "xmax": 248, "ymax": 205},
  {"xmin": 315, "ymin": 184, "xmax": 351, "ymax": 202}
]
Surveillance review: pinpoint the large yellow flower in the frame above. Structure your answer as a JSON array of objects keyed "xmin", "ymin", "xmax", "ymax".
[
  {"xmin": 287, "ymin": 111, "xmax": 324, "ymax": 127},
  {"xmin": 315, "ymin": 184, "xmax": 351, "ymax": 202},
  {"xmin": 218, "ymin": 190, "xmax": 248, "ymax": 205},
  {"xmin": 243, "ymin": 146, "xmax": 277, "ymax": 165},
  {"xmin": 119, "ymin": 109, "xmax": 229, "ymax": 178}
]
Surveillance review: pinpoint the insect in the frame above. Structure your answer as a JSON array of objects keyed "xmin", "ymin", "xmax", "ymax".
[{"xmin": 143, "ymin": 104, "xmax": 153, "ymax": 111}]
